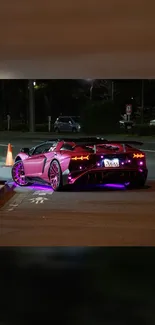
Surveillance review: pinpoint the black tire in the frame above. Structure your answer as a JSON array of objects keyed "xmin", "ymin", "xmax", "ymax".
[
  {"xmin": 125, "ymin": 177, "xmax": 146, "ymax": 189},
  {"xmin": 12, "ymin": 160, "xmax": 30, "ymax": 186},
  {"xmin": 54, "ymin": 127, "xmax": 60, "ymax": 133},
  {"xmin": 72, "ymin": 127, "xmax": 77, "ymax": 133},
  {"xmin": 49, "ymin": 159, "xmax": 63, "ymax": 191}
]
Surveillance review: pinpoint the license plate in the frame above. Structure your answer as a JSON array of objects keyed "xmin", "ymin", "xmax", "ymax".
[{"xmin": 104, "ymin": 158, "xmax": 119, "ymax": 167}]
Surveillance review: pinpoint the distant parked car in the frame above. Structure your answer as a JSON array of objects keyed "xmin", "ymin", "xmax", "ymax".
[
  {"xmin": 149, "ymin": 119, "xmax": 155, "ymax": 126},
  {"xmin": 53, "ymin": 116, "xmax": 81, "ymax": 133},
  {"xmin": 119, "ymin": 120, "xmax": 134, "ymax": 130}
]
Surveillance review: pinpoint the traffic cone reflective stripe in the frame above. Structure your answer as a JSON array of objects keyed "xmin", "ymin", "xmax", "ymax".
[{"xmin": 5, "ymin": 143, "xmax": 14, "ymax": 167}]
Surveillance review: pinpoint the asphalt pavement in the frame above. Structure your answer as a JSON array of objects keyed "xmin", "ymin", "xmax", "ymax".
[{"xmin": 1, "ymin": 133, "xmax": 155, "ymax": 246}]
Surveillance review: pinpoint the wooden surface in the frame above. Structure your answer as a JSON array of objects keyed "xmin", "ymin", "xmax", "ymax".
[{"xmin": 0, "ymin": 0, "xmax": 155, "ymax": 77}]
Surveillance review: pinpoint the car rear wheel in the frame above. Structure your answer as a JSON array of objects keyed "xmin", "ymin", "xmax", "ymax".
[
  {"xmin": 125, "ymin": 177, "xmax": 147, "ymax": 189},
  {"xmin": 49, "ymin": 160, "xmax": 62, "ymax": 191},
  {"xmin": 12, "ymin": 160, "xmax": 29, "ymax": 186}
]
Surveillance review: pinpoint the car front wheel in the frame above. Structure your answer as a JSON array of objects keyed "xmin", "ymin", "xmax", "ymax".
[{"xmin": 12, "ymin": 160, "xmax": 29, "ymax": 186}]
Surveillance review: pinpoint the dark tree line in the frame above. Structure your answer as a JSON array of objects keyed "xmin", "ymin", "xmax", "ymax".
[{"xmin": 0, "ymin": 79, "xmax": 155, "ymax": 123}]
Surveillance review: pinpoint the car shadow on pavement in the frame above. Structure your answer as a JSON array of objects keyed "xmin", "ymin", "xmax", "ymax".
[
  {"xmin": 10, "ymin": 182, "xmax": 151, "ymax": 193},
  {"xmin": 62, "ymin": 184, "xmax": 151, "ymax": 192}
]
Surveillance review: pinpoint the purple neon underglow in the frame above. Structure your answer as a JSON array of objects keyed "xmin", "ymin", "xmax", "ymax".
[
  {"xmin": 12, "ymin": 182, "xmax": 53, "ymax": 191},
  {"xmin": 102, "ymin": 183, "xmax": 125, "ymax": 189},
  {"xmin": 13, "ymin": 180, "xmax": 129, "ymax": 190},
  {"xmin": 14, "ymin": 183, "xmax": 53, "ymax": 190},
  {"xmin": 30, "ymin": 184, "xmax": 53, "ymax": 191}
]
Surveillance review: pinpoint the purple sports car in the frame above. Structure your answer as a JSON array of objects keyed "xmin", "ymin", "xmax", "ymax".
[{"xmin": 11, "ymin": 137, "xmax": 148, "ymax": 191}]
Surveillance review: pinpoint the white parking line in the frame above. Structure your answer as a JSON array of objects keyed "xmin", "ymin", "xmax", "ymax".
[
  {"xmin": 143, "ymin": 149, "xmax": 155, "ymax": 153},
  {"xmin": 0, "ymin": 143, "xmax": 14, "ymax": 147},
  {"xmin": 0, "ymin": 143, "xmax": 8, "ymax": 147}
]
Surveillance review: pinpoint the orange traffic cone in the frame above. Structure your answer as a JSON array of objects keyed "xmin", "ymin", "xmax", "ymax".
[{"xmin": 5, "ymin": 143, "xmax": 14, "ymax": 167}]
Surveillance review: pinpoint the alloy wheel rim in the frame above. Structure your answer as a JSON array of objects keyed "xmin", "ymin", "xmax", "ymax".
[
  {"xmin": 12, "ymin": 161, "xmax": 28, "ymax": 186},
  {"xmin": 50, "ymin": 161, "xmax": 60, "ymax": 189}
]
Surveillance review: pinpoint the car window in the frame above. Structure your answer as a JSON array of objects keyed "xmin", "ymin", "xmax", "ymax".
[
  {"xmin": 57, "ymin": 117, "xmax": 63, "ymax": 122},
  {"xmin": 68, "ymin": 118, "xmax": 73, "ymax": 123},
  {"xmin": 61, "ymin": 117, "xmax": 70, "ymax": 123},
  {"xmin": 60, "ymin": 143, "xmax": 74, "ymax": 151},
  {"xmin": 71, "ymin": 116, "xmax": 80, "ymax": 123},
  {"xmin": 32, "ymin": 142, "xmax": 57, "ymax": 155}
]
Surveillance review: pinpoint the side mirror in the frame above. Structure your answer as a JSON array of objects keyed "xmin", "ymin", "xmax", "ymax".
[{"xmin": 20, "ymin": 147, "xmax": 30, "ymax": 155}]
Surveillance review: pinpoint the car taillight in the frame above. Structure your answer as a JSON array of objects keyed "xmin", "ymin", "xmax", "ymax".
[
  {"xmin": 132, "ymin": 152, "xmax": 146, "ymax": 167},
  {"xmin": 133, "ymin": 153, "xmax": 145, "ymax": 159},
  {"xmin": 71, "ymin": 155, "xmax": 89, "ymax": 161}
]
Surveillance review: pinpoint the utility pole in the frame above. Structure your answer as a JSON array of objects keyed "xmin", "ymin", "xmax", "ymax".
[
  {"xmin": 1, "ymin": 80, "xmax": 6, "ymax": 117},
  {"xmin": 28, "ymin": 80, "xmax": 35, "ymax": 132},
  {"xmin": 90, "ymin": 80, "xmax": 93, "ymax": 100},
  {"xmin": 141, "ymin": 79, "xmax": 144, "ymax": 124},
  {"xmin": 111, "ymin": 81, "xmax": 114, "ymax": 101}
]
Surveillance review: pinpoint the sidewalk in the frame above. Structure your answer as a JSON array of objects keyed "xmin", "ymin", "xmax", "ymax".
[{"xmin": 0, "ymin": 160, "xmax": 12, "ymax": 182}]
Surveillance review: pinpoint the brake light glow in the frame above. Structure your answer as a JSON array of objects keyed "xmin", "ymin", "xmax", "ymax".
[
  {"xmin": 133, "ymin": 153, "xmax": 145, "ymax": 159},
  {"xmin": 71, "ymin": 155, "xmax": 89, "ymax": 161}
]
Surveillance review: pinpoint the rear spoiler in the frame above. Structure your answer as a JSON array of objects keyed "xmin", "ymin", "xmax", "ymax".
[
  {"xmin": 102, "ymin": 140, "xmax": 143, "ymax": 146},
  {"xmin": 73, "ymin": 139, "xmax": 143, "ymax": 154},
  {"xmin": 47, "ymin": 137, "xmax": 106, "ymax": 143},
  {"xmin": 47, "ymin": 137, "xmax": 143, "ymax": 146}
]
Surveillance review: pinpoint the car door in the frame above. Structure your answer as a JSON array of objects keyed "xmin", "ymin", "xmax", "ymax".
[
  {"xmin": 23, "ymin": 143, "xmax": 52, "ymax": 176},
  {"xmin": 57, "ymin": 117, "xmax": 64, "ymax": 131},
  {"xmin": 67, "ymin": 117, "xmax": 74, "ymax": 132},
  {"xmin": 63, "ymin": 117, "xmax": 72, "ymax": 132},
  {"xmin": 59, "ymin": 117, "xmax": 68, "ymax": 132}
]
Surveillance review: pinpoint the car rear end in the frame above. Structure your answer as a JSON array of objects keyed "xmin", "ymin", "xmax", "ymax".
[{"xmin": 67, "ymin": 149, "xmax": 148, "ymax": 187}]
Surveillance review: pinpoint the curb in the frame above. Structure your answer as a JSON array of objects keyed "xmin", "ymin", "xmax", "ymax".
[{"xmin": 0, "ymin": 181, "xmax": 16, "ymax": 209}]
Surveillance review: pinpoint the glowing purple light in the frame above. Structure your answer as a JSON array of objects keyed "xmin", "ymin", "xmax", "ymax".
[
  {"xmin": 79, "ymin": 166, "xmax": 82, "ymax": 169},
  {"xmin": 97, "ymin": 162, "xmax": 100, "ymax": 166},
  {"xmin": 103, "ymin": 183, "xmax": 125, "ymax": 189},
  {"xmin": 101, "ymin": 155, "xmax": 104, "ymax": 159},
  {"xmin": 121, "ymin": 162, "xmax": 124, "ymax": 165},
  {"xmin": 30, "ymin": 184, "xmax": 53, "ymax": 191},
  {"xmin": 127, "ymin": 160, "xmax": 131, "ymax": 163},
  {"xmin": 68, "ymin": 176, "xmax": 72, "ymax": 180},
  {"xmin": 139, "ymin": 161, "xmax": 143, "ymax": 166},
  {"xmin": 124, "ymin": 182, "xmax": 130, "ymax": 186}
]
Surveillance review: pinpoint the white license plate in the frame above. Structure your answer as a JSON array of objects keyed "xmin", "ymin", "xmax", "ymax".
[{"xmin": 104, "ymin": 158, "xmax": 119, "ymax": 167}]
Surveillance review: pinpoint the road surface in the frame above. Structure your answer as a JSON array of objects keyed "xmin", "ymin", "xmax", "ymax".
[{"xmin": 0, "ymin": 135, "xmax": 155, "ymax": 246}]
